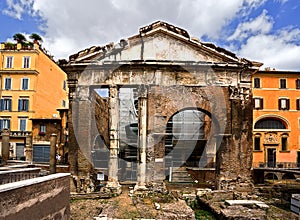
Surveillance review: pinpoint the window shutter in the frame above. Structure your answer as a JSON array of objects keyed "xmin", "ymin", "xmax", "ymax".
[
  {"xmin": 260, "ymin": 98, "xmax": 263, "ymax": 109},
  {"xmin": 8, "ymin": 99, "xmax": 12, "ymax": 111},
  {"xmin": 25, "ymin": 79, "xmax": 28, "ymax": 89},
  {"xmin": 296, "ymin": 79, "xmax": 300, "ymax": 89},
  {"xmin": 0, "ymin": 99, "xmax": 3, "ymax": 111},
  {"xmin": 18, "ymin": 99, "xmax": 22, "ymax": 111},
  {"xmin": 278, "ymin": 99, "xmax": 281, "ymax": 110},
  {"xmin": 254, "ymin": 78, "xmax": 260, "ymax": 88},
  {"xmin": 5, "ymin": 78, "xmax": 11, "ymax": 90},
  {"xmin": 25, "ymin": 100, "xmax": 29, "ymax": 111},
  {"xmin": 286, "ymin": 99, "xmax": 290, "ymax": 110}
]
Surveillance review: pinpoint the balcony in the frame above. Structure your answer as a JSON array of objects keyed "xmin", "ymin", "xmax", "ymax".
[{"xmin": 0, "ymin": 43, "xmax": 35, "ymax": 51}]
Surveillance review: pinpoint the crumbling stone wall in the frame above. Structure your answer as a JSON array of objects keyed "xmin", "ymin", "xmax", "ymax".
[{"xmin": 216, "ymin": 88, "xmax": 254, "ymax": 193}]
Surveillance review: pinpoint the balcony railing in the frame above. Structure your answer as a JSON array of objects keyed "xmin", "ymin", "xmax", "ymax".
[
  {"xmin": 1, "ymin": 43, "xmax": 35, "ymax": 51},
  {"xmin": 253, "ymin": 162, "xmax": 300, "ymax": 168}
]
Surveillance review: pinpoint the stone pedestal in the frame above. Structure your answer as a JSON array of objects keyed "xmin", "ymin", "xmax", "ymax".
[
  {"xmin": 25, "ymin": 135, "xmax": 33, "ymax": 162},
  {"xmin": 1, "ymin": 129, "xmax": 10, "ymax": 164},
  {"xmin": 49, "ymin": 134, "xmax": 57, "ymax": 174}
]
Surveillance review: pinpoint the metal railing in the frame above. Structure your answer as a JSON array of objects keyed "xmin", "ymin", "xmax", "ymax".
[{"xmin": 253, "ymin": 162, "xmax": 300, "ymax": 168}]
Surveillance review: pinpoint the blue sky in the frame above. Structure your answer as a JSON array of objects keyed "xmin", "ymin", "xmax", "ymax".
[{"xmin": 0, "ymin": 0, "xmax": 300, "ymax": 70}]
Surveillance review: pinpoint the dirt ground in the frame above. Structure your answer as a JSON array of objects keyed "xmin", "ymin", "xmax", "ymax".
[
  {"xmin": 70, "ymin": 187, "xmax": 141, "ymax": 220},
  {"xmin": 70, "ymin": 183, "xmax": 300, "ymax": 220}
]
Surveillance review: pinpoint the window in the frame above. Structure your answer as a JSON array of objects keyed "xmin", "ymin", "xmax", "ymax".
[
  {"xmin": 62, "ymin": 100, "xmax": 66, "ymax": 107},
  {"xmin": 254, "ymin": 118, "xmax": 286, "ymax": 129},
  {"xmin": 63, "ymin": 80, "xmax": 67, "ymax": 90},
  {"xmin": 6, "ymin": 56, "xmax": 13, "ymax": 68},
  {"xmin": 254, "ymin": 135, "xmax": 261, "ymax": 151},
  {"xmin": 21, "ymin": 78, "xmax": 29, "ymax": 90},
  {"xmin": 19, "ymin": 118, "xmax": 27, "ymax": 131},
  {"xmin": 254, "ymin": 98, "xmax": 263, "ymax": 109},
  {"xmin": 279, "ymin": 98, "xmax": 290, "ymax": 110},
  {"xmin": 40, "ymin": 125, "xmax": 46, "ymax": 133},
  {"xmin": 297, "ymin": 99, "xmax": 300, "ymax": 110},
  {"xmin": 296, "ymin": 79, "xmax": 300, "ymax": 89},
  {"xmin": 23, "ymin": 56, "xmax": 30, "ymax": 68},
  {"xmin": 280, "ymin": 79, "xmax": 287, "ymax": 89},
  {"xmin": 0, "ymin": 98, "xmax": 12, "ymax": 111},
  {"xmin": 281, "ymin": 136, "xmax": 288, "ymax": 151},
  {"xmin": 0, "ymin": 118, "xmax": 11, "ymax": 130},
  {"xmin": 254, "ymin": 78, "xmax": 260, "ymax": 88},
  {"xmin": 18, "ymin": 98, "xmax": 29, "ymax": 112},
  {"xmin": 4, "ymin": 78, "xmax": 12, "ymax": 90}
]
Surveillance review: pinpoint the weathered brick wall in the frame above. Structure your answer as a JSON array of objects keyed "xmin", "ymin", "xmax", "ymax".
[
  {"xmin": 216, "ymin": 88, "xmax": 254, "ymax": 192},
  {"xmin": 0, "ymin": 173, "xmax": 70, "ymax": 220},
  {"xmin": 32, "ymin": 120, "xmax": 61, "ymax": 142}
]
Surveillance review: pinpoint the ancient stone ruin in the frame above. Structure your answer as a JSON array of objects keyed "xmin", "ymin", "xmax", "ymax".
[{"xmin": 62, "ymin": 21, "xmax": 262, "ymax": 194}]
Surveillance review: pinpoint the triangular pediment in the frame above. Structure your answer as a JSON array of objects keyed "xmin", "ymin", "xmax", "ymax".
[{"xmin": 69, "ymin": 21, "xmax": 261, "ymax": 67}]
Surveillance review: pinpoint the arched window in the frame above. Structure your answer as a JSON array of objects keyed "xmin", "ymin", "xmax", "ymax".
[{"xmin": 254, "ymin": 118, "xmax": 286, "ymax": 129}]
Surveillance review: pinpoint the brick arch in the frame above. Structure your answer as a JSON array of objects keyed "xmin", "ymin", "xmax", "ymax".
[
  {"xmin": 282, "ymin": 173, "xmax": 296, "ymax": 180},
  {"xmin": 166, "ymin": 107, "xmax": 220, "ymax": 134},
  {"xmin": 265, "ymin": 172, "xmax": 279, "ymax": 180},
  {"xmin": 147, "ymin": 85, "xmax": 224, "ymax": 134}
]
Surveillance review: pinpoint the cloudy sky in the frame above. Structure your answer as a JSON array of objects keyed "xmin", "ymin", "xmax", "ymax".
[{"xmin": 1, "ymin": 0, "xmax": 300, "ymax": 70}]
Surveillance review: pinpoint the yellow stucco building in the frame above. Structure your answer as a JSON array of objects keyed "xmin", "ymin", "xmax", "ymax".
[
  {"xmin": 253, "ymin": 70, "xmax": 300, "ymax": 168},
  {"xmin": 0, "ymin": 42, "xmax": 68, "ymax": 161}
]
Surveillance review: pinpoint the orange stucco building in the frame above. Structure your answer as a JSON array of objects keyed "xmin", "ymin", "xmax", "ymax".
[
  {"xmin": 0, "ymin": 42, "xmax": 68, "ymax": 162},
  {"xmin": 253, "ymin": 70, "xmax": 300, "ymax": 168}
]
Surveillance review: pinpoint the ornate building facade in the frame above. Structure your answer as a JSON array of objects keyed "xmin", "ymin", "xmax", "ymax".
[{"xmin": 253, "ymin": 70, "xmax": 300, "ymax": 168}]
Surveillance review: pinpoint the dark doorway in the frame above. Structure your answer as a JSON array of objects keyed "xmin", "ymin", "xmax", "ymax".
[{"xmin": 267, "ymin": 148, "xmax": 276, "ymax": 168}]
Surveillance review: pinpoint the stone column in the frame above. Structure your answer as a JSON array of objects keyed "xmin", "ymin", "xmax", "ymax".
[
  {"xmin": 106, "ymin": 85, "xmax": 121, "ymax": 194},
  {"xmin": 25, "ymin": 135, "xmax": 33, "ymax": 162},
  {"xmin": 135, "ymin": 85, "xmax": 148, "ymax": 190},
  {"xmin": 1, "ymin": 129, "xmax": 10, "ymax": 164},
  {"xmin": 49, "ymin": 134, "xmax": 58, "ymax": 174}
]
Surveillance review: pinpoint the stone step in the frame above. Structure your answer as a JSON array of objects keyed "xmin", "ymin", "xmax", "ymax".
[{"xmin": 170, "ymin": 168, "xmax": 194, "ymax": 183}]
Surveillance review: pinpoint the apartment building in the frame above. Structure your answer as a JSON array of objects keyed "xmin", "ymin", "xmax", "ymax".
[
  {"xmin": 0, "ymin": 42, "xmax": 68, "ymax": 162},
  {"xmin": 253, "ymin": 70, "xmax": 300, "ymax": 168}
]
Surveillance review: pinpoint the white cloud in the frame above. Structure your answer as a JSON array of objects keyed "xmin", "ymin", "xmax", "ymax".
[
  {"xmin": 228, "ymin": 10, "xmax": 273, "ymax": 41},
  {"xmin": 2, "ymin": 0, "xmax": 300, "ymax": 71},
  {"xmin": 3, "ymin": 0, "xmax": 34, "ymax": 20},
  {"xmin": 3, "ymin": 0, "xmax": 266, "ymax": 59},
  {"xmin": 238, "ymin": 28, "xmax": 300, "ymax": 70}
]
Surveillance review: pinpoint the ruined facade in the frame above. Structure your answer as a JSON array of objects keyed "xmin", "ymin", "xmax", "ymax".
[{"xmin": 62, "ymin": 21, "xmax": 262, "ymax": 193}]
